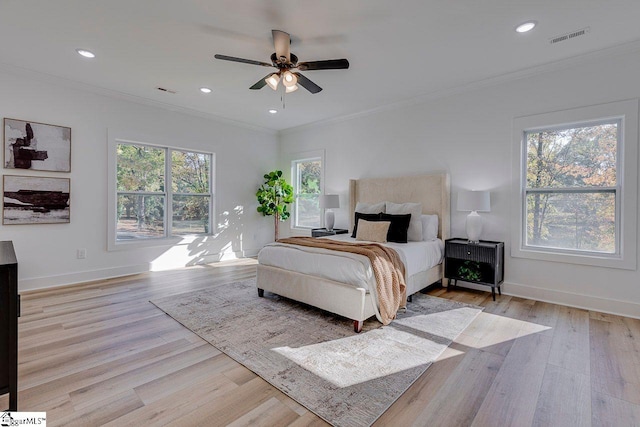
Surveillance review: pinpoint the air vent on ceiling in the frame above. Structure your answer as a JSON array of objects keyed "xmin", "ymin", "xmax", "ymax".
[
  {"xmin": 549, "ymin": 27, "xmax": 590, "ymax": 44},
  {"xmin": 156, "ymin": 87, "xmax": 177, "ymax": 94}
]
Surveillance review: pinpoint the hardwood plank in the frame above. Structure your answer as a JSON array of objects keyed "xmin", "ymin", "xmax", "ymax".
[
  {"xmin": 19, "ymin": 338, "xmax": 196, "ymax": 408},
  {"xmin": 532, "ymin": 364, "xmax": 591, "ymax": 427},
  {"xmin": 68, "ymin": 343, "xmax": 220, "ymax": 410},
  {"xmin": 525, "ymin": 300, "xmax": 559, "ymax": 338},
  {"xmin": 134, "ymin": 353, "xmax": 236, "ymax": 404},
  {"xmin": 548, "ymin": 306, "xmax": 590, "ymax": 375},
  {"xmin": 103, "ymin": 371, "xmax": 239, "ymax": 426},
  {"xmin": 592, "ymin": 391, "xmax": 640, "ymax": 427},
  {"xmin": 224, "ymin": 364, "xmax": 259, "ymax": 386},
  {"xmin": 286, "ymin": 412, "xmax": 330, "ymax": 427},
  {"xmin": 54, "ymin": 390, "xmax": 144, "ymax": 427},
  {"xmin": 413, "ymin": 348, "xmax": 504, "ymax": 426},
  {"xmin": 374, "ymin": 345, "xmax": 468, "ymax": 425},
  {"xmin": 590, "ymin": 319, "xmax": 640, "ymax": 405},
  {"xmin": 172, "ymin": 377, "xmax": 277, "ymax": 426},
  {"xmin": 227, "ymin": 396, "xmax": 300, "ymax": 427},
  {"xmin": 471, "ymin": 332, "xmax": 552, "ymax": 427}
]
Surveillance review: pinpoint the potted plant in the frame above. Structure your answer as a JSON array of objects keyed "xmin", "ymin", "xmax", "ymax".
[{"xmin": 256, "ymin": 170, "xmax": 294, "ymax": 240}]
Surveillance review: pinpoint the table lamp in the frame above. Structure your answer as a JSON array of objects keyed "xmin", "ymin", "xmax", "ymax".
[
  {"xmin": 457, "ymin": 190, "xmax": 490, "ymax": 243},
  {"xmin": 319, "ymin": 194, "xmax": 340, "ymax": 231}
]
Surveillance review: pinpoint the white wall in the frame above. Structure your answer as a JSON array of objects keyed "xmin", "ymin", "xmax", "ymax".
[
  {"xmin": 279, "ymin": 48, "xmax": 640, "ymax": 318},
  {"xmin": 0, "ymin": 68, "xmax": 278, "ymax": 291}
]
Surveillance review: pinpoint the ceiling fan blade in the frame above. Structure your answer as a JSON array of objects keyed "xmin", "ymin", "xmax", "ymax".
[
  {"xmin": 249, "ymin": 74, "xmax": 272, "ymax": 90},
  {"xmin": 297, "ymin": 59, "xmax": 350, "ymax": 71},
  {"xmin": 272, "ymin": 29, "xmax": 291, "ymax": 63},
  {"xmin": 293, "ymin": 72, "xmax": 322, "ymax": 94},
  {"xmin": 214, "ymin": 54, "xmax": 273, "ymax": 67}
]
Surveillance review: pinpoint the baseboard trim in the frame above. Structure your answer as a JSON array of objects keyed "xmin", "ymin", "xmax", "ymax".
[
  {"xmin": 495, "ymin": 281, "xmax": 640, "ymax": 319},
  {"xmin": 18, "ymin": 249, "xmax": 262, "ymax": 292},
  {"xmin": 19, "ymin": 263, "xmax": 151, "ymax": 292}
]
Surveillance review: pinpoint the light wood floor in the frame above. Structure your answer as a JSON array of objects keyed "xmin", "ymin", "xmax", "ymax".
[{"xmin": 3, "ymin": 259, "xmax": 640, "ymax": 426}]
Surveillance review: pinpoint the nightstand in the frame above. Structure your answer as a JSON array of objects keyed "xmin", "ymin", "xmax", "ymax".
[
  {"xmin": 311, "ymin": 228, "xmax": 348, "ymax": 237},
  {"xmin": 444, "ymin": 238, "xmax": 504, "ymax": 300}
]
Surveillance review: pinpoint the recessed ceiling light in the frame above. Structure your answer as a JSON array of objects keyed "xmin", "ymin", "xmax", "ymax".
[
  {"xmin": 76, "ymin": 49, "xmax": 95, "ymax": 58},
  {"xmin": 268, "ymin": 109, "xmax": 278, "ymax": 114},
  {"xmin": 516, "ymin": 21, "xmax": 537, "ymax": 33},
  {"xmin": 200, "ymin": 87, "xmax": 212, "ymax": 94}
]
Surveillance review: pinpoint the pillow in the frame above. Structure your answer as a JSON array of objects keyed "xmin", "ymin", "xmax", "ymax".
[
  {"xmin": 355, "ymin": 201, "xmax": 386, "ymax": 214},
  {"xmin": 355, "ymin": 220, "xmax": 390, "ymax": 243},
  {"xmin": 380, "ymin": 213, "xmax": 411, "ymax": 243},
  {"xmin": 351, "ymin": 212, "xmax": 381, "ymax": 238},
  {"xmin": 386, "ymin": 202, "xmax": 423, "ymax": 241},
  {"xmin": 421, "ymin": 214, "xmax": 439, "ymax": 241}
]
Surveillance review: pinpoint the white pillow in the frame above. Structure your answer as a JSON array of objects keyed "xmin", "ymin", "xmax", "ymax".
[
  {"xmin": 355, "ymin": 201, "xmax": 386, "ymax": 214},
  {"xmin": 386, "ymin": 202, "xmax": 423, "ymax": 241},
  {"xmin": 421, "ymin": 214, "xmax": 439, "ymax": 241}
]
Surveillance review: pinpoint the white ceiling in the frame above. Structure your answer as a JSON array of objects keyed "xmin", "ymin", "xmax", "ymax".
[{"xmin": 2, "ymin": 0, "xmax": 640, "ymax": 132}]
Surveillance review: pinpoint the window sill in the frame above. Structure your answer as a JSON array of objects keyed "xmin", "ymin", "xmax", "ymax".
[
  {"xmin": 511, "ymin": 245, "xmax": 636, "ymax": 270},
  {"xmin": 107, "ymin": 234, "xmax": 210, "ymax": 251}
]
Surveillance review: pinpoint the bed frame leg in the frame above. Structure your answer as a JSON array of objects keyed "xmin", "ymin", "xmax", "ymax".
[
  {"xmin": 257, "ymin": 288, "xmax": 264, "ymax": 297},
  {"xmin": 407, "ymin": 294, "xmax": 412, "ymax": 303},
  {"xmin": 353, "ymin": 320, "xmax": 363, "ymax": 333}
]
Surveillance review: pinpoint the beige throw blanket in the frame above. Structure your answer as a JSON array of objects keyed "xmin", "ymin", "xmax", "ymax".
[{"xmin": 276, "ymin": 237, "xmax": 407, "ymax": 325}]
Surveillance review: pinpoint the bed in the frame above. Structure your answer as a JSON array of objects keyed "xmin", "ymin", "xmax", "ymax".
[{"xmin": 256, "ymin": 172, "xmax": 450, "ymax": 332}]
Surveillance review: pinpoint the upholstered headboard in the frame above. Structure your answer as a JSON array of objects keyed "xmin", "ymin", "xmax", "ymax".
[{"xmin": 349, "ymin": 172, "xmax": 450, "ymax": 241}]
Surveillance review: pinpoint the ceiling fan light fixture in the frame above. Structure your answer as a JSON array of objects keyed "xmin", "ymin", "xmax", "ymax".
[
  {"xmin": 266, "ymin": 73, "xmax": 280, "ymax": 90},
  {"xmin": 282, "ymin": 71, "xmax": 298, "ymax": 88},
  {"xmin": 285, "ymin": 84, "xmax": 298, "ymax": 93}
]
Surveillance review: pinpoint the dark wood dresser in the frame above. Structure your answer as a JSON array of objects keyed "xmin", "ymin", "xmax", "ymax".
[{"xmin": 0, "ymin": 241, "xmax": 19, "ymax": 411}]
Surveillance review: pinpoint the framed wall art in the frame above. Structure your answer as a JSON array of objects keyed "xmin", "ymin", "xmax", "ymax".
[
  {"xmin": 3, "ymin": 175, "xmax": 70, "ymax": 224},
  {"xmin": 3, "ymin": 118, "xmax": 71, "ymax": 172}
]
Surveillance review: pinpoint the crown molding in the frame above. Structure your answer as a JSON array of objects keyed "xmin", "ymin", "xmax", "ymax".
[
  {"xmin": 280, "ymin": 38, "xmax": 640, "ymax": 136},
  {"xmin": 0, "ymin": 62, "xmax": 277, "ymax": 136}
]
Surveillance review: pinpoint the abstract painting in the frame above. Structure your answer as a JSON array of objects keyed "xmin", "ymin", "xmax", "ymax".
[
  {"xmin": 3, "ymin": 175, "xmax": 70, "ymax": 224},
  {"xmin": 3, "ymin": 118, "xmax": 71, "ymax": 172}
]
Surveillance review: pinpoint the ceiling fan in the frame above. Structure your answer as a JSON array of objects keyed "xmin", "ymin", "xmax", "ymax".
[{"xmin": 214, "ymin": 30, "xmax": 349, "ymax": 94}]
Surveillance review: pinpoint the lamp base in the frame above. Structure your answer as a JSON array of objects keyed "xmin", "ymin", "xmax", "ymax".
[
  {"xmin": 325, "ymin": 210, "xmax": 335, "ymax": 232},
  {"xmin": 466, "ymin": 211, "xmax": 483, "ymax": 243}
]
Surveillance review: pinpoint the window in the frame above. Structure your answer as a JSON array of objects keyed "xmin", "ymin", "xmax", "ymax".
[
  {"xmin": 292, "ymin": 154, "xmax": 323, "ymax": 229},
  {"xmin": 524, "ymin": 120, "xmax": 619, "ymax": 254},
  {"xmin": 112, "ymin": 140, "xmax": 213, "ymax": 245},
  {"xmin": 511, "ymin": 100, "xmax": 638, "ymax": 269}
]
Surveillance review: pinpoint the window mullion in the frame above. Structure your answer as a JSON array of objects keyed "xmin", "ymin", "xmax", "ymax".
[{"xmin": 166, "ymin": 148, "xmax": 172, "ymax": 238}]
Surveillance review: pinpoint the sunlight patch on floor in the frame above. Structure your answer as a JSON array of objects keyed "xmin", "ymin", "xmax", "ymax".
[{"xmin": 272, "ymin": 307, "xmax": 481, "ymax": 388}]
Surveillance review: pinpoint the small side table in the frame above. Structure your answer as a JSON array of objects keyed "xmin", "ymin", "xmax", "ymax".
[
  {"xmin": 311, "ymin": 228, "xmax": 349, "ymax": 237},
  {"xmin": 444, "ymin": 238, "xmax": 504, "ymax": 301}
]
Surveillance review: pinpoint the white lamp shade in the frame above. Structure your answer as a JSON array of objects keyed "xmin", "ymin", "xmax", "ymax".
[
  {"xmin": 319, "ymin": 194, "xmax": 340, "ymax": 209},
  {"xmin": 457, "ymin": 190, "xmax": 490, "ymax": 212},
  {"xmin": 282, "ymin": 71, "xmax": 298, "ymax": 88},
  {"xmin": 265, "ymin": 73, "xmax": 280, "ymax": 90}
]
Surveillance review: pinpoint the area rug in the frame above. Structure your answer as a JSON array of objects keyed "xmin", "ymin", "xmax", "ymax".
[{"xmin": 151, "ymin": 279, "xmax": 482, "ymax": 427}]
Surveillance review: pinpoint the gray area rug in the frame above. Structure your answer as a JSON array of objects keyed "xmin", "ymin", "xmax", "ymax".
[{"xmin": 151, "ymin": 279, "xmax": 482, "ymax": 427}]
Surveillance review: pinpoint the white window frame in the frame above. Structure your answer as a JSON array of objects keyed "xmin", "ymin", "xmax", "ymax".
[
  {"xmin": 291, "ymin": 150, "xmax": 325, "ymax": 230},
  {"xmin": 511, "ymin": 100, "xmax": 638, "ymax": 270},
  {"xmin": 107, "ymin": 132, "xmax": 215, "ymax": 251}
]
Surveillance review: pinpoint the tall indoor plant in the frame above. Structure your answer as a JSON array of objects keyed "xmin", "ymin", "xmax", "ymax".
[{"xmin": 256, "ymin": 170, "xmax": 294, "ymax": 240}]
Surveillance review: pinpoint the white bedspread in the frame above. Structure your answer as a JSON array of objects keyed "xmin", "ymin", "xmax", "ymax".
[{"xmin": 257, "ymin": 234, "xmax": 444, "ymax": 290}]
